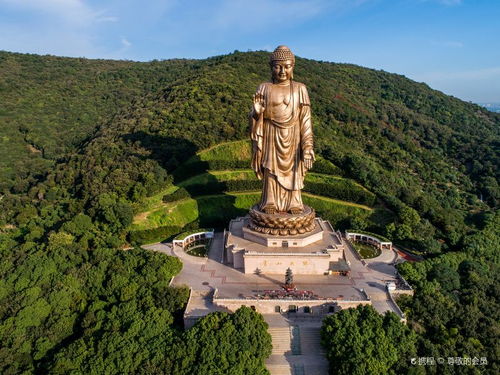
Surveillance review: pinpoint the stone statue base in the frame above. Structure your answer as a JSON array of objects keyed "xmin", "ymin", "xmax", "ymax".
[
  {"xmin": 248, "ymin": 205, "xmax": 315, "ymax": 236},
  {"xmin": 225, "ymin": 216, "xmax": 346, "ymax": 275},
  {"xmin": 242, "ymin": 219, "xmax": 323, "ymax": 247}
]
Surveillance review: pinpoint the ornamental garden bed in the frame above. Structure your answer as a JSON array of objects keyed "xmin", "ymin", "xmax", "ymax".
[
  {"xmin": 185, "ymin": 239, "xmax": 211, "ymax": 257},
  {"xmin": 352, "ymin": 241, "xmax": 381, "ymax": 259}
]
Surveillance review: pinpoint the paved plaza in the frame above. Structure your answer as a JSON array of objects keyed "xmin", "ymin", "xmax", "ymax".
[{"xmin": 144, "ymin": 231, "xmax": 403, "ymax": 317}]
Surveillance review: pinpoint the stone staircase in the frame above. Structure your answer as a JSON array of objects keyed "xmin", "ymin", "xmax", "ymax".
[
  {"xmin": 269, "ymin": 327, "xmax": 292, "ymax": 355},
  {"xmin": 266, "ymin": 359, "xmax": 293, "ymax": 375},
  {"xmin": 298, "ymin": 327, "xmax": 329, "ymax": 375},
  {"xmin": 299, "ymin": 327, "xmax": 325, "ymax": 355},
  {"xmin": 266, "ymin": 325, "xmax": 329, "ymax": 375}
]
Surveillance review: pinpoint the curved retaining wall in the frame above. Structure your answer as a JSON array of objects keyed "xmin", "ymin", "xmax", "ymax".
[
  {"xmin": 173, "ymin": 230, "xmax": 214, "ymax": 250},
  {"xmin": 345, "ymin": 231, "xmax": 392, "ymax": 250}
]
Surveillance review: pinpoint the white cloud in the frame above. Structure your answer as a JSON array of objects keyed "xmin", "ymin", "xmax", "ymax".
[
  {"xmin": 96, "ymin": 15, "xmax": 119, "ymax": 23},
  {"xmin": 121, "ymin": 37, "xmax": 131, "ymax": 48},
  {"xmin": 0, "ymin": 0, "xmax": 117, "ymax": 27}
]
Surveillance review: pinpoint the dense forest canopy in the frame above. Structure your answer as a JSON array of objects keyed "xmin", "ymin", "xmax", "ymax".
[{"xmin": 0, "ymin": 50, "xmax": 498, "ymax": 374}]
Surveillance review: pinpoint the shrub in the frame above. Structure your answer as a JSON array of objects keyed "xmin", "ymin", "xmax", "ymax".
[{"xmin": 128, "ymin": 225, "xmax": 182, "ymax": 245}]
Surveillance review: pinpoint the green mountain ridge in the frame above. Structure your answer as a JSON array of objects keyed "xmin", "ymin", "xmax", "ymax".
[
  {"xmin": 1, "ymin": 50, "xmax": 498, "ymax": 204},
  {"xmin": 2, "ymin": 50, "xmax": 498, "ymax": 250}
]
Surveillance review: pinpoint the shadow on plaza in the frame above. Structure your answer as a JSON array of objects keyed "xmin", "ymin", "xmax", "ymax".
[
  {"xmin": 365, "ymin": 281, "xmax": 387, "ymax": 292},
  {"xmin": 254, "ymin": 273, "xmax": 282, "ymax": 288},
  {"xmin": 367, "ymin": 261, "xmax": 398, "ymax": 278}
]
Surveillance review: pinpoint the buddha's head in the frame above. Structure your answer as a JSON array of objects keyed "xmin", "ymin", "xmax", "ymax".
[{"xmin": 270, "ymin": 45, "xmax": 295, "ymax": 83}]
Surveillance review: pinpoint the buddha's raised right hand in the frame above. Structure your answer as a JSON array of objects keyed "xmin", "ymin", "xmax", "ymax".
[{"xmin": 253, "ymin": 93, "xmax": 265, "ymax": 117}]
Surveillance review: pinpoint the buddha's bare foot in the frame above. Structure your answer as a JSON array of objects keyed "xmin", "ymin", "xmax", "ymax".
[
  {"xmin": 262, "ymin": 205, "xmax": 276, "ymax": 214},
  {"xmin": 289, "ymin": 207, "xmax": 303, "ymax": 215}
]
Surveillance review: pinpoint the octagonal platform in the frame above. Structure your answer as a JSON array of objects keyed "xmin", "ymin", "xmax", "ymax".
[{"xmin": 225, "ymin": 216, "xmax": 346, "ymax": 275}]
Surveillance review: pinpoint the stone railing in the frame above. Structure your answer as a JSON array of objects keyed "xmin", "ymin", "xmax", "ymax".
[
  {"xmin": 394, "ymin": 271, "xmax": 413, "ymax": 291},
  {"xmin": 345, "ymin": 231, "xmax": 392, "ymax": 250},
  {"xmin": 173, "ymin": 229, "xmax": 214, "ymax": 250},
  {"xmin": 212, "ymin": 288, "xmax": 371, "ymax": 314},
  {"xmin": 387, "ymin": 291, "xmax": 407, "ymax": 322},
  {"xmin": 213, "ymin": 288, "xmax": 370, "ymax": 303}
]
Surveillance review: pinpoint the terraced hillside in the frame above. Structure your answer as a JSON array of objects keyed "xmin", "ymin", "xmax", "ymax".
[{"xmin": 129, "ymin": 141, "xmax": 391, "ymax": 244}]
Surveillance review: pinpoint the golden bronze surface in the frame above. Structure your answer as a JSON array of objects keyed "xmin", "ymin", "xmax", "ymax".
[
  {"xmin": 248, "ymin": 205, "xmax": 316, "ymax": 236},
  {"xmin": 250, "ymin": 45, "xmax": 315, "ymax": 216}
]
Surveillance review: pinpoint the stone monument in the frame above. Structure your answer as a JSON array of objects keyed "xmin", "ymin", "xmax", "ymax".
[
  {"xmin": 225, "ymin": 46, "xmax": 347, "ymax": 275},
  {"xmin": 248, "ymin": 45, "xmax": 315, "ymax": 236}
]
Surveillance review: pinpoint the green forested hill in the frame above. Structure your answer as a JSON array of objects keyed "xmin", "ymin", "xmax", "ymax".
[
  {"xmin": 2, "ymin": 50, "xmax": 498, "ymax": 250},
  {"xmin": 1, "ymin": 50, "xmax": 499, "ymax": 207},
  {"xmin": 0, "ymin": 50, "xmax": 499, "ymax": 374},
  {"xmin": 0, "ymin": 51, "xmax": 196, "ymax": 191}
]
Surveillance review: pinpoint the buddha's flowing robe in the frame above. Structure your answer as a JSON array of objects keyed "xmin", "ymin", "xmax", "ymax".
[{"xmin": 250, "ymin": 81, "xmax": 314, "ymax": 212}]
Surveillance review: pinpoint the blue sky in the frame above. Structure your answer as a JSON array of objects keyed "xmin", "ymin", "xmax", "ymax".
[{"xmin": 1, "ymin": 0, "xmax": 499, "ymax": 103}]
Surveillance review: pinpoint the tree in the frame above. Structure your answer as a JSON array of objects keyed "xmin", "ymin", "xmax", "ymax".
[
  {"xmin": 177, "ymin": 307, "xmax": 272, "ymax": 375},
  {"xmin": 285, "ymin": 267, "xmax": 293, "ymax": 286},
  {"xmin": 321, "ymin": 305, "xmax": 417, "ymax": 375},
  {"xmin": 428, "ymin": 263, "xmax": 460, "ymax": 292}
]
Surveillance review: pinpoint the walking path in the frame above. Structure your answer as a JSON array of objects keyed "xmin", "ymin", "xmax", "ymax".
[
  {"xmin": 264, "ymin": 314, "xmax": 329, "ymax": 375},
  {"xmin": 343, "ymin": 240, "xmax": 402, "ymax": 315}
]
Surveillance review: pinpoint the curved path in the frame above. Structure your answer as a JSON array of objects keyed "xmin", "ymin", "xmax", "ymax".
[{"xmin": 344, "ymin": 241, "xmax": 405, "ymax": 315}]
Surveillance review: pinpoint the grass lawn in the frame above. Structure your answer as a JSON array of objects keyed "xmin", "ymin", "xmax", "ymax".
[
  {"xmin": 130, "ymin": 141, "xmax": 393, "ymax": 237},
  {"xmin": 175, "ymin": 170, "xmax": 376, "ymax": 206},
  {"xmin": 131, "ymin": 198, "xmax": 198, "ymax": 230},
  {"xmin": 132, "ymin": 191, "xmax": 374, "ymax": 232},
  {"xmin": 353, "ymin": 242, "xmax": 381, "ymax": 259},
  {"xmin": 186, "ymin": 139, "xmax": 252, "ymax": 164},
  {"xmin": 179, "ymin": 170, "xmax": 256, "ymax": 187},
  {"xmin": 133, "ymin": 184, "xmax": 178, "ymax": 213}
]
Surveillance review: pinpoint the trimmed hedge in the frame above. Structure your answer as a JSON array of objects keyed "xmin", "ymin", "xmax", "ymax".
[
  {"xmin": 128, "ymin": 225, "xmax": 182, "ymax": 245},
  {"xmin": 207, "ymin": 159, "xmax": 249, "ymax": 170},
  {"xmin": 184, "ymin": 179, "xmax": 262, "ymax": 196},
  {"xmin": 174, "ymin": 157, "xmax": 340, "ymax": 182},
  {"xmin": 173, "ymin": 159, "xmax": 250, "ymax": 182},
  {"xmin": 310, "ymin": 158, "xmax": 342, "ymax": 175},
  {"xmin": 163, "ymin": 177, "xmax": 375, "ymax": 207},
  {"xmin": 163, "ymin": 187, "xmax": 190, "ymax": 203},
  {"xmin": 304, "ymin": 181, "xmax": 376, "ymax": 206},
  {"xmin": 172, "ymin": 160, "xmax": 208, "ymax": 182},
  {"xmin": 163, "ymin": 179, "xmax": 261, "ymax": 202}
]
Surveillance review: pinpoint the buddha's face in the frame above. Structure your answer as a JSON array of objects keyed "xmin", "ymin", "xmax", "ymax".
[{"xmin": 272, "ymin": 60, "xmax": 294, "ymax": 83}]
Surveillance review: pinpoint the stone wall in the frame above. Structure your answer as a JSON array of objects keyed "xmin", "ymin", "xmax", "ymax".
[
  {"xmin": 391, "ymin": 289, "xmax": 414, "ymax": 296},
  {"xmin": 243, "ymin": 252, "xmax": 334, "ymax": 275},
  {"xmin": 213, "ymin": 297, "xmax": 371, "ymax": 315}
]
